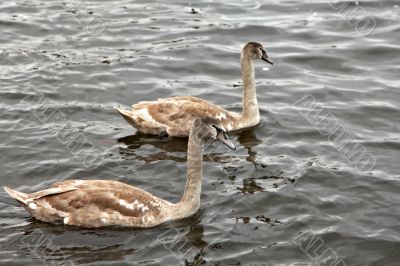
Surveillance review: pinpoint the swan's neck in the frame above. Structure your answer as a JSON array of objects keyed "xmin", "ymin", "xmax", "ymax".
[
  {"xmin": 239, "ymin": 55, "xmax": 260, "ymax": 127},
  {"xmin": 175, "ymin": 131, "xmax": 204, "ymax": 218}
]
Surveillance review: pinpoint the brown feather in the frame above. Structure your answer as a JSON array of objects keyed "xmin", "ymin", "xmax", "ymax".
[
  {"xmin": 4, "ymin": 180, "xmax": 173, "ymax": 228},
  {"xmin": 117, "ymin": 96, "xmax": 239, "ymax": 137}
]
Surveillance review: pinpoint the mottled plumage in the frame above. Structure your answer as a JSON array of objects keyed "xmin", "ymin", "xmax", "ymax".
[
  {"xmin": 4, "ymin": 118, "xmax": 235, "ymax": 228},
  {"xmin": 115, "ymin": 96, "xmax": 239, "ymax": 137},
  {"xmin": 115, "ymin": 42, "xmax": 273, "ymax": 137},
  {"xmin": 4, "ymin": 180, "xmax": 172, "ymax": 228}
]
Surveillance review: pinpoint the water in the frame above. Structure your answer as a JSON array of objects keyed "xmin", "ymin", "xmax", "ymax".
[{"xmin": 0, "ymin": 0, "xmax": 399, "ymax": 265}]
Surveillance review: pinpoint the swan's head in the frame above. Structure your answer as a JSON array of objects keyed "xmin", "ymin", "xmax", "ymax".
[
  {"xmin": 192, "ymin": 117, "xmax": 236, "ymax": 150},
  {"xmin": 243, "ymin": 42, "xmax": 274, "ymax": 65}
]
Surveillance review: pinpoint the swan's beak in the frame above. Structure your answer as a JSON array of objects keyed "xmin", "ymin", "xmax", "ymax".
[
  {"xmin": 216, "ymin": 131, "xmax": 236, "ymax": 150},
  {"xmin": 262, "ymin": 54, "xmax": 274, "ymax": 65}
]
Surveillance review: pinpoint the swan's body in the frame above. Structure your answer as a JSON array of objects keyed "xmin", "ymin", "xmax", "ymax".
[
  {"xmin": 3, "ymin": 118, "xmax": 235, "ymax": 228},
  {"xmin": 115, "ymin": 42, "xmax": 273, "ymax": 137}
]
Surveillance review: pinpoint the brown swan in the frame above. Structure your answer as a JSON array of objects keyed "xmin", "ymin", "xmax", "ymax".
[
  {"xmin": 4, "ymin": 117, "xmax": 235, "ymax": 228},
  {"xmin": 115, "ymin": 42, "xmax": 273, "ymax": 137}
]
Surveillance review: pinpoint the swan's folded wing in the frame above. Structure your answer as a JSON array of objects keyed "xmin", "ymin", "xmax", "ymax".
[
  {"xmin": 118, "ymin": 96, "xmax": 239, "ymax": 136},
  {"xmin": 168, "ymin": 96, "xmax": 212, "ymax": 104},
  {"xmin": 142, "ymin": 98, "xmax": 232, "ymax": 136},
  {"xmin": 38, "ymin": 186, "xmax": 167, "ymax": 228}
]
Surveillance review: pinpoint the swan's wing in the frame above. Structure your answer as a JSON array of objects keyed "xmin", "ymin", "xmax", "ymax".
[
  {"xmin": 50, "ymin": 179, "xmax": 145, "ymax": 192},
  {"xmin": 5, "ymin": 180, "xmax": 171, "ymax": 228},
  {"xmin": 4, "ymin": 185, "xmax": 78, "ymax": 224},
  {"xmin": 123, "ymin": 97, "xmax": 238, "ymax": 137},
  {"xmin": 168, "ymin": 96, "xmax": 212, "ymax": 104}
]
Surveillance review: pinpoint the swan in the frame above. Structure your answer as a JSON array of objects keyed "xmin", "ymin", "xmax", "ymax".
[
  {"xmin": 3, "ymin": 117, "xmax": 235, "ymax": 228},
  {"xmin": 115, "ymin": 42, "xmax": 273, "ymax": 137}
]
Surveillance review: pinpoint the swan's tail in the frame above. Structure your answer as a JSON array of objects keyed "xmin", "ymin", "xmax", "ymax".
[
  {"xmin": 4, "ymin": 186, "xmax": 78, "ymax": 206},
  {"xmin": 114, "ymin": 107, "xmax": 137, "ymax": 126},
  {"xmin": 114, "ymin": 107, "xmax": 133, "ymax": 117},
  {"xmin": 4, "ymin": 186, "xmax": 29, "ymax": 204}
]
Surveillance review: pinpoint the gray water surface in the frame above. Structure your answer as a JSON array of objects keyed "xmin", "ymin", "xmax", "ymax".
[{"xmin": 0, "ymin": 0, "xmax": 399, "ymax": 265}]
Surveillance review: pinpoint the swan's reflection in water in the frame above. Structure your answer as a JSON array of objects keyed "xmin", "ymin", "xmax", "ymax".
[
  {"xmin": 16, "ymin": 201, "xmax": 280, "ymax": 265},
  {"xmin": 16, "ymin": 212, "xmax": 212, "ymax": 265},
  {"xmin": 117, "ymin": 128, "xmax": 290, "ymax": 195},
  {"xmin": 117, "ymin": 128, "xmax": 264, "ymax": 167},
  {"xmin": 235, "ymin": 129, "xmax": 263, "ymax": 166}
]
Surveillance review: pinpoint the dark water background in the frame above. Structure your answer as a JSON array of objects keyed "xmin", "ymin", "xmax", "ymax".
[{"xmin": 0, "ymin": 0, "xmax": 399, "ymax": 265}]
